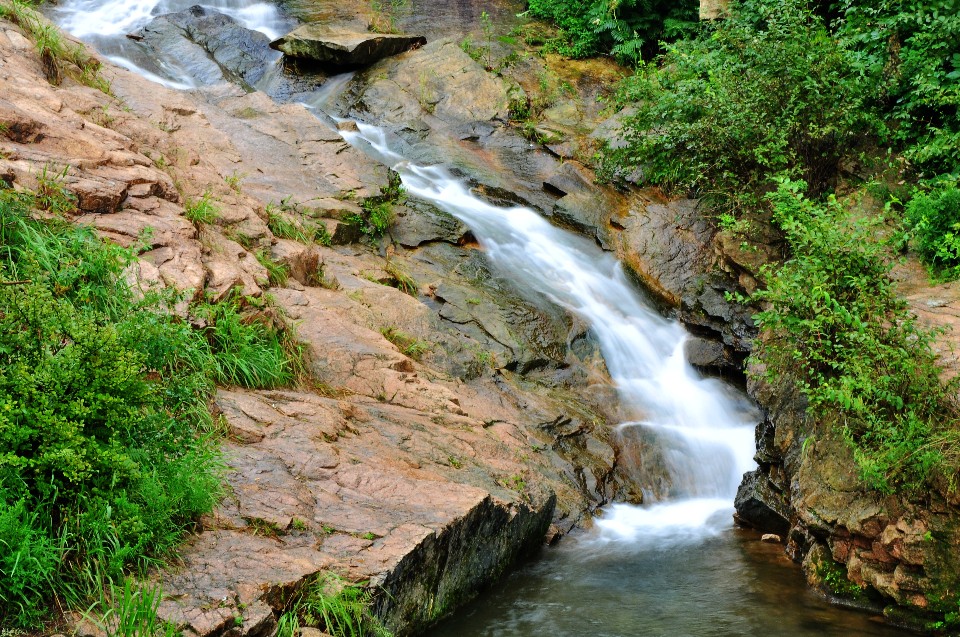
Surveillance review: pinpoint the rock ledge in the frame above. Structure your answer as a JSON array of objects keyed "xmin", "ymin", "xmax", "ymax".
[{"xmin": 270, "ymin": 25, "xmax": 426, "ymax": 67}]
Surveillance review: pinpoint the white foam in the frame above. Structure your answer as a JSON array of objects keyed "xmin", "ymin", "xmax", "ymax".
[
  {"xmin": 52, "ymin": 0, "xmax": 287, "ymax": 39},
  {"xmin": 339, "ymin": 122, "xmax": 760, "ymax": 536}
]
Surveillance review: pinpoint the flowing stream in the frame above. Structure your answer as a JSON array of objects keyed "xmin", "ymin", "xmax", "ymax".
[{"xmin": 47, "ymin": 2, "xmax": 911, "ymax": 634}]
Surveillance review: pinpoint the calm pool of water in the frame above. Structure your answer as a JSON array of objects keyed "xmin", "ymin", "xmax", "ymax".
[{"xmin": 429, "ymin": 526, "xmax": 912, "ymax": 637}]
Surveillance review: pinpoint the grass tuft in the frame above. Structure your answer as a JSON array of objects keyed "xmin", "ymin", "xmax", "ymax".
[
  {"xmin": 276, "ymin": 572, "xmax": 391, "ymax": 637},
  {"xmin": 184, "ymin": 192, "xmax": 219, "ymax": 225},
  {"xmin": 380, "ymin": 326, "xmax": 429, "ymax": 360},
  {"xmin": 0, "ymin": 0, "xmax": 111, "ymax": 93}
]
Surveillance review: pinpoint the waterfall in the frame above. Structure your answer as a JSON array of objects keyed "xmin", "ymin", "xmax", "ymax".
[
  {"xmin": 336, "ymin": 121, "xmax": 758, "ymax": 543},
  {"xmin": 49, "ymin": 0, "xmax": 758, "ymax": 542}
]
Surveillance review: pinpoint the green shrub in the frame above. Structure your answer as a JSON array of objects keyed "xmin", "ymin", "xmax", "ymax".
[
  {"xmin": 905, "ymin": 182, "xmax": 960, "ymax": 278},
  {"xmin": 601, "ymin": 0, "xmax": 878, "ymax": 213},
  {"xmin": 0, "ymin": 185, "xmax": 222, "ymax": 628},
  {"xmin": 836, "ymin": 0, "xmax": 960, "ymax": 178},
  {"xmin": 751, "ymin": 179, "xmax": 960, "ymax": 493},
  {"xmin": 526, "ymin": 0, "xmax": 697, "ymax": 63}
]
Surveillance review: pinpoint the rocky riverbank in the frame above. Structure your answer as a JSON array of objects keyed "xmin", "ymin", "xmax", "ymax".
[
  {"xmin": 7, "ymin": 0, "xmax": 960, "ymax": 633},
  {"xmin": 0, "ymin": 4, "xmax": 651, "ymax": 635}
]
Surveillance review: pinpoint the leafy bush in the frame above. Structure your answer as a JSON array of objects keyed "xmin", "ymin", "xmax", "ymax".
[
  {"xmin": 905, "ymin": 182, "xmax": 960, "ymax": 278},
  {"xmin": 751, "ymin": 179, "xmax": 960, "ymax": 493},
  {"xmin": 601, "ymin": 0, "xmax": 878, "ymax": 213},
  {"xmin": 0, "ymin": 185, "xmax": 222, "ymax": 627},
  {"xmin": 526, "ymin": 0, "xmax": 697, "ymax": 63},
  {"xmin": 836, "ymin": 0, "xmax": 960, "ymax": 178}
]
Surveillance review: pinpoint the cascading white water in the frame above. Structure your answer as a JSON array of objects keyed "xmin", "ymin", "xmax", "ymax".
[
  {"xmin": 49, "ymin": 0, "xmax": 760, "ymax": 541},
  {"xmin": 49, "ymin": 0, "xmax": 290, "ymax": 89},
  {"xmin": 51, "ymin": 0, "xmax": 286, "ymax": 39},
  {"xmin": 336, "ymin": 122, "xmax": 758, "ymax": 544}
]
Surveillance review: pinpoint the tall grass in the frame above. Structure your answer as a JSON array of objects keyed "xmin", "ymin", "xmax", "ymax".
[
  {"xmin": 194, "ymin": 296, "xmax": 305, "ymax": 389},
  {"xmin": 277, "ymin": 573, "xmax": 391, "ymax": 637},
  {"xmin": 0, "ymin": 170, "xmax": 313, "ymax": 629},
  {"xmin": 0, "ymin": 0, "xmax": 111, "ymax": 93}
]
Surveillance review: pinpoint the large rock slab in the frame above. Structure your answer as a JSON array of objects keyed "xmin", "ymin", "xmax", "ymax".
[{"xmin": 270, "ymin": 24, "xmax": 426, "ymax": 67}]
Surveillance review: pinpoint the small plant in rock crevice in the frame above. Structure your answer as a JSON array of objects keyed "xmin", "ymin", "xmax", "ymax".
[
  {"xmin": 184, "ymin": 191, "xmax": 219, "ymax": 225},
  {"xmin": 275, "ymin": 572, "xmax": 391, "ymax": 637},
  {"xmin": 266, "ymin": 203, "xmax": 332, "ymax": 246},
  {"xmin": 348, "ymin": 172, "xmax": 405, "ymax": 239},
  {"xmin": 254, "ymin": 248, "xmax": 290, "ymax": 287},
  {"xmin": 380, "ymin": 326, "xmax": 429, "ymax": 360}
]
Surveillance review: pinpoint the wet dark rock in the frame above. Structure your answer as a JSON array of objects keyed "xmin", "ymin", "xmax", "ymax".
[
  {"xmin": 735, "ymin": 469, "xmax": 791, "ymax": 537},
  {"xmin": 683, "ymin": 336, "xmax": 729, "ymax": 371},
  {"xmin": 270, "ymin": 24, "xmax": 426, "ymax": 68},
  {"xmin": 134, "ymin": 6, "xmax": 274, "ymax": 88},
  {"xmin": 163, "ymin": 6, "xmax": 274, "ymax": 85},
  {"xmin": 680, "ymin": 274, "xmax": 756, "ymax": 372},
  {"xmin": 391, "ymin": 200, "xmax": 469, "ymax": 248},
  {"xmin": 616, "ymin": 196, "xmax": 714, "ymax": 308}
]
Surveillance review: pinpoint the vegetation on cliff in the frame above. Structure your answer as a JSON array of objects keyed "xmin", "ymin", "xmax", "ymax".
[
  {"xmin": 752, "ymin": 180, "xmax": 960, "ymax": 493},
  {"xmin": 525, "ymin": 0, "xmax": 698, "ymax": 64},
  {"xmin": 526, "ymin": 0, "xmax": 960, "ymax": 490}
]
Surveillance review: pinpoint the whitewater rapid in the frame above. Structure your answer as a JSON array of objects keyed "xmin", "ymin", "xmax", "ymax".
[
  {"xmin": 334, "ymin": 121, "xmax": 758, "ymax": 543},
  {"xmin": 48, "ymin": 0, "xmax": 759, "ymax": 543}
]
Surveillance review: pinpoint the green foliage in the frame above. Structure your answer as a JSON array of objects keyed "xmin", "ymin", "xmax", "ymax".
[
  {"xmin": 526, "ymin": 0, "xmax": 697, "ymax": 63},
  {"xmin": 0, "ymin": 499, "xmax": 59, "ymax": 626},
  {"xmin": 815, "ymin": 557, "xmax": 866, "ymax": 600},
  {"xmin": 277, "ymin": 573, "xmax": 390, "ymax": 637},
  {"xmin": 349, "ymin": 172, "xmax": 404, "ymax": 238},
  {"xmin": 184, "ymin": 192, "xmax": 219, "ymax": 225},
  {"xmin": 380, "ymin": 327, "xmax": 429, "ymax": 360},
  {"xmin": 0, "ymin": 185, "xmax": 221, "ymax": 628},
  {"xmin": 194, "ymin": 297, "xmax": 303, "ymax": 389},
  {"xmin": 751, "ymin": 180, "xmax": 960, "ymax": 493},
  {"xmin": 835, "ymin": 0, "xmax": 960, "ymax": 178},
  {"xmin": 95, "ymin": 578, "xmax": 179, "ymax": 637},
  {"xmin": 602, "ymin": 0, "xmax": 877, "ymax": 213},
  {"xmin": 904, "ymin": 181, "xmax": 960, "ymax": 279}
]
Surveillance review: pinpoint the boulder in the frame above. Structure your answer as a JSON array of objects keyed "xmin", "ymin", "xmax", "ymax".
[
  {"xmin": 269, "ymin": 25, "xmax": 426, "ymax": 67},
  {"xmin": 734, "ymin": 469, "xmax": 791, "ymax": 537}
]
